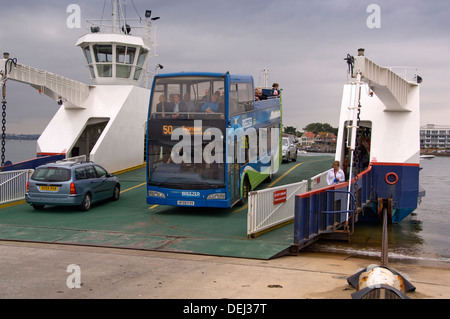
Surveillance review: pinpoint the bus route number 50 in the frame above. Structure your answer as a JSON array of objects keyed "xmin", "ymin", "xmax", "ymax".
[{"xmin": 163, "ymin": 125, "xmax": 173, "ymax": 135}]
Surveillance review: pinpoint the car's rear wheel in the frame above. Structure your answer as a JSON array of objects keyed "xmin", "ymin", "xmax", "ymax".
[
  {"xmin": 80, "ymin": 193, "xmax": 91, "ymax": 211},
  {"xmin": 32, "ymin": 204, "xmax": 45, "ymax": 210},
  {"xmin": 112, "ymin": 184, "xmax": 120, "ymax": 201}
]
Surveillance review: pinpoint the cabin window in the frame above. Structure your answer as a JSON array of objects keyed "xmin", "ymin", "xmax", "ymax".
[
  {"xmin": 133, "ymin": 48, "xmax": 148, "ymax": 80},
  {"xmin": 116, "ymin": 46, "xmax": 136, "ymax": 78},
  {"xmin": 83, "ymin": 46, "xmax": 95, "ymax": 79},
  {"xmin": 93, "ymin": 44, "xmax": 112, "ymax": 77},
  {"xmin": 116, "ymin": 46, "xmax": 136, "ymax": 64},
  {"xmin": 93, "ymin": 45, "xmax": 112, "ymax": 62},
  {"xmin": 96, "ymin": 64, "xmax": 112, "ymax": 77}
]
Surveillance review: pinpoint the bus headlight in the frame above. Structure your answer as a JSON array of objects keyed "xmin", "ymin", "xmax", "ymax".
[
  {"xmin": 148, "ymin": 190, "xmax": 166, "ymax": 198},
  {"xmin": 207, "ymin": 193, "xmax": 225, "ymax": 200}
]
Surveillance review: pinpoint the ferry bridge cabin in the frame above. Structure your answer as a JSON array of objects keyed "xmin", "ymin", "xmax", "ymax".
[{"xmin": 146, "ymin": 72, "xmax": 282, "ymax": 208}]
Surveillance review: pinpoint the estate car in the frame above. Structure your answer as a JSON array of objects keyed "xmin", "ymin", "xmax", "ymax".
[{"xmin": 26, "ymin": 161, "xmax": 120, "ymax": 211}]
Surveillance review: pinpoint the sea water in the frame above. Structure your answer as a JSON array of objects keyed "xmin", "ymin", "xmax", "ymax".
[{"xmin": 3, "ymin": 139, "xmax": 38, "ymax": 163}]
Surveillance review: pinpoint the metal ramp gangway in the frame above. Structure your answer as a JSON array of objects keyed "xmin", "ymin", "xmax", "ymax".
[
  {"xmin": 1, "ymin": 54, "xmax": 90, "ymax": 109},
  {"xmin": 352, "ymin": 51, "xmax": 420, "ymax": 112},
  {"xmin": 291, "ymin": 165, "xmax": 373, "ymax": 253}
]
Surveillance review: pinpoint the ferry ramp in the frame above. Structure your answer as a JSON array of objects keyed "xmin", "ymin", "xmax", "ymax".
[{"xmin": 0, "ymin": 155, "xmax": 333, "ymax": 260}]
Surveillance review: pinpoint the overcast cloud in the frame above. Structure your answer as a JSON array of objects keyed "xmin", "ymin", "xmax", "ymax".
[{"xmin": 1, "ymin": 0, "xmax": 449, "ymax": 134}]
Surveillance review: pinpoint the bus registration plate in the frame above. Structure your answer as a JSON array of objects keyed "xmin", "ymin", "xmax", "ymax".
[{"xmin": 177, "ymin": 200, "xmax": 195, "ymax": 206}]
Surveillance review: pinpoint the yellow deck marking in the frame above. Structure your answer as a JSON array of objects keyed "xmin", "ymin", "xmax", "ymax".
[
  {"xmin": 232, "ymin": 161, "xmax": 306, "ymax": 214},
  {"xmin": 267, "ymin": 162, "xmax": 305, "ymax": 188},
  {"xmin": 120, "ymin": 182, "xmax": 146, "ymax": 194}
]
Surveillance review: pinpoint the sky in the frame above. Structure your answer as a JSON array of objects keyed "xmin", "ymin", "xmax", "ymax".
[{"xmin": 1, "ymin": 0, "xmax": 449, "ymax": 134}]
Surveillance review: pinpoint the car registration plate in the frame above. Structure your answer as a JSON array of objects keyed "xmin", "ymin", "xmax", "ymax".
[
  {"xmin": 177, "ymin": 200, "xmax": 195, "ymax": 206},
  {"xmin": 40, "ymin": 186, "xmax": 59, "ymax": 191}
]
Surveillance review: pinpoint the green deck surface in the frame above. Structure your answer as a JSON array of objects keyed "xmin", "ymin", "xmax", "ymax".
[{"xmin": 0, "ymin": 155, "xmax": 333, "ymax": 259}]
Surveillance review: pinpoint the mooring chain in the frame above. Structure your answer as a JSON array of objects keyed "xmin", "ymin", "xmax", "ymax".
[
  {"xmin": 381, "ymin": 206, "xmax": 389, "ymax": 267},
  {"xmin": 1, "ymin": 57, "xmax": 17, "ymax": 166},
  {"xmin": 352, "ymin": 92, "xmax": 362, "ymax": 212}
]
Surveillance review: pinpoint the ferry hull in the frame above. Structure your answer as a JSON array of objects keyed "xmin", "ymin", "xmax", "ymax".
[{"xmin": 361, "ymin": 163, "xmax": 420, "ymax": 223}]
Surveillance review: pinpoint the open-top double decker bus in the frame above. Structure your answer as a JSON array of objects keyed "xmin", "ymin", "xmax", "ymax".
[{"xmin": 146, "ymin": 72, "xmax": 282, "ymax": 208}]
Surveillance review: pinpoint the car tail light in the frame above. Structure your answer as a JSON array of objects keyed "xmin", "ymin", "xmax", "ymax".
[
  {"xmin": 70, "ymin": 182, "xmax": 76, "ymax": 194},
  {"xmin": 26, "ymin": 181, "xmax": 29, "ymax": 192}
]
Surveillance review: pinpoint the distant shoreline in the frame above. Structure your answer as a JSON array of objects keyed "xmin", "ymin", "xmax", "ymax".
[{"xmin": 5, "ymin": 134, "xmax": 40, "ymax": 141}]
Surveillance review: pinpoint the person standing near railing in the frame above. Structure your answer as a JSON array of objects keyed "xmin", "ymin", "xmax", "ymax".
[{"xmin": 326, "ymin": 160, "xmax": 345, "ymax": 185}]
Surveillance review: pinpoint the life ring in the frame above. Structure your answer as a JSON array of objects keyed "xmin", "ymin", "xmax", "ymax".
[{"xmin": 385, "ymin": 172, "xmax": 398, "ymax": 185}]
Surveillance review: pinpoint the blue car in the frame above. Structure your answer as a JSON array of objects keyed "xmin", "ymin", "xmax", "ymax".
[{"xmin": 26, "ymin": 161, "xmax": 120, "ymax": 211}]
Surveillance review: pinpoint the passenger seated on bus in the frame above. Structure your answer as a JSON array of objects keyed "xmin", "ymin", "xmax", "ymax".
[
  {"xmin": 156, "ymin": 95, "xmax": 174, "ymax": 118},
  {"xmin": 201, "ymin": 89, "xmax": 210, "ymax": 101},
  {"xmin": 182, "ymin": 92, "xmax": 195, "ymax": 113},
  {"xmin": 171, "ymin": 94, "xmax": 185, "ymax": 119},
  {"xmin": 201, "ymin": 91, "xmax": 220, "ymax": 113},
  {"xmin": 255, "ymin": 88, "xmax": 267, "ymax": 101}
]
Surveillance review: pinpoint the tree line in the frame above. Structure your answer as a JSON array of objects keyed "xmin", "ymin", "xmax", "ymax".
[{"xmin": 284, "ymin": 123, "xmax": 338, "ymax": 136}]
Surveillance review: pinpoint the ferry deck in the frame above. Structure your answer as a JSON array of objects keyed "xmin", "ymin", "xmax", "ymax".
[{"xmin": 0, "ymin": 155, "xmax": 333, "ymax": 260}]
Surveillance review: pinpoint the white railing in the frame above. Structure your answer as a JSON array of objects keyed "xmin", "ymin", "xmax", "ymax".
[
  {"xmin": 0, "ymin": 169, "xmax": 34, "ymax": 205},
  {"xmin": 86, "ymin": 18, "xmax": 152, "ymax": 39},
  {"xmin": 388, "ymin": 66, "xmax": 420, "ymax": 83},
  {"xmin": 0, "ymin": 155, "xmax": 86, "ymax": 206},
  {"xmin": 247, "ymin": 180, "xmax": 308, "ymax": 237},
  {"xmin": 310, "ymin": 170, "xmax": 329, "ymax": 190}
]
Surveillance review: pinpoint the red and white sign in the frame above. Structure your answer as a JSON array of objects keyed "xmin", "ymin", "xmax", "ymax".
[{"xmin": 273, "ymin": 189, "xmax": 287, "ymax": 205}]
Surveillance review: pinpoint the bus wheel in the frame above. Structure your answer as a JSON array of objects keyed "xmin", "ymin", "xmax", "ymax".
[{"xmin": 237, "ymin": 177, "xmax": 251, "ymax": 206}]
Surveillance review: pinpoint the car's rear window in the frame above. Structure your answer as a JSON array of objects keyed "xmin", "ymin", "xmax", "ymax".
[{"xmin": 31, "ymin": 167, "xmax": 71, "ymax": 182}]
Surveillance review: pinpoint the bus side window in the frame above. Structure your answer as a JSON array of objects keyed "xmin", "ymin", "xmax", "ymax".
[
  {"xmin": 229, "ymin": 83, "xmax": 238, "ymax": 117},
  {"xmin": 238, "ymin": 82, "xmax": 253, "ymax": 112}
]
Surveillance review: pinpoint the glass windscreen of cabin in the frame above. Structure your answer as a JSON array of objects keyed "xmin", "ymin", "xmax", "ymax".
[
  {"xmin": 147, "ymin": 140, "xmax": 225, "ymax": 189},
  {"xmin": 150, "ymin": 76, "xmax": 225, "ymax": 119}
]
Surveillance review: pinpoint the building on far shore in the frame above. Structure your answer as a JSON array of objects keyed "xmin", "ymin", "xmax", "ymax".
[{"xmin": 420, "ymin": 124, "xmax": 450, "ymax": 149}]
